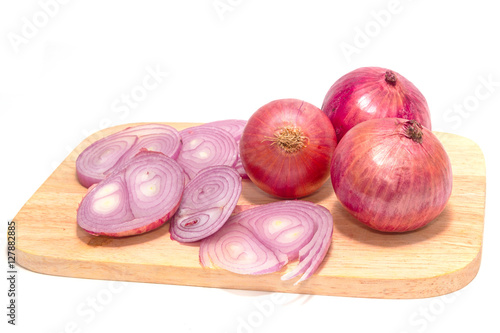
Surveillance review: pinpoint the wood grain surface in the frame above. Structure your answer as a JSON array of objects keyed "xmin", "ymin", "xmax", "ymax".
[{"xmin": 14, "ymin": 123, "xmax": 486, "ymax": 299}]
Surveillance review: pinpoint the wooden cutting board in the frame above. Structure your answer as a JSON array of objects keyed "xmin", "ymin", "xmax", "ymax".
[{"xmin": 14, "ymin": 123, "xmax": 486, "ymax": 299}]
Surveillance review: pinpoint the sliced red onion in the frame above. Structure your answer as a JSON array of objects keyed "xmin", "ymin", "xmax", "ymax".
[
  {"xmin": 200, "ymin": 200, "xmax": 333, "ymax": 284},
  {"xmin": 177, "ymin": 126, "xmax": 238, "ymax": 180},
  {"xmin": 200, "ymin": 119, "xmax": 247, "ymax": 142},
  {"xmin": 77, "ymin": 150, "xmax": 184, "ymax": 237},
  {"xmin": 200, "ymin": 223, "xmax": 288, "ymax": 275},
  {"xmin": 233, "ymin": 160, "xmax": 249, "ymax": 179},
  {"xmin": 76, "ymin": 124, "xmax": 181, "ymax": 188},
  {"xmin": 200, "ymin": 120, "xmax": 248, "ymax": 178},
  {"xmin": 170, "ymin": 165, "xmax": 242, "ymax": 242}
]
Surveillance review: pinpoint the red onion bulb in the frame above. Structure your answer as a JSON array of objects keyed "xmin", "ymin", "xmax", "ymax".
[
  {"xmin": 200, "ymin": 119, "xmax": 249, "ymax": 178},
  {"xmin": 331, "ymin": 118, "xmax": 452, "ymax": 232},
  {"xmin": 322, "ymin": 67, "xmax": 431, "ymax": 141},
  {"xmin": 240, "ymin": 99, "xmax": 337, "ymax": 199},
  {"xmin": 200, "ymin": 119, "xmax": 247, "ymax": 142}
]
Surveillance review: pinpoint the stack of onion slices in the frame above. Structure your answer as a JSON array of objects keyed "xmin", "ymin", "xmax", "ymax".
[
  {"xmin": 200, "ymin": 200, "xmax": 333, "ymax": 284},
  {"xmin": 76, "ymin": 124, "xmax": 182, "ymax": 188},
  {"xmin": 77, "ymin": 150, "xmax": 184, "ymax": 237},
  {"xmin": 239, "ymin": 99, "xmax": 337, "ymax": 199}
]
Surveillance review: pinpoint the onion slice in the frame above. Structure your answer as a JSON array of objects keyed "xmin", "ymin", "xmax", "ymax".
[
  {"xmin": 177, "ymin": 126, "xmax": 238, "ymax": 179},
  {"xmin": 200, "ymin": 120, "xmax": 248, "ymax": 178},
  {"xmin": 77, "ymin": 150, "xmax": 184, "ymax": 237},
  {"xmin": 200, "ymin": 223, "xmax": 288, "ymax": 275},
  {"xmin": 200, "ymin": 200, "xmax": 333, "ymax": 284},
  {"xmin": 200, "ymin": 119, "xmax": 247, "ymax": 142},
  {"xmin": 76, "ymin": 124, "xmax": 181, "ymax": 188},
  {"xmin": 170, "ymin": 165, "xmax": 242, "ymax": 242}
]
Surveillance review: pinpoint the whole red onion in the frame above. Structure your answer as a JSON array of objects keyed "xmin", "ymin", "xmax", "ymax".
[
  {"xmin": 331, "ymin": 118, "xmax": 452, "ymax": 232},
  {"xmin": 240, "ymin": 99, "xmax": 337, "ymax": 199},
  {"xmin": 322, "ymin": 67, "xmax": 431, "ymax": 141}
]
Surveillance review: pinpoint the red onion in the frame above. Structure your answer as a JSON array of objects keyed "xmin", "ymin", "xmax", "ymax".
[
  {"xmin": 200, "ymin": 119, "xmax": 247, "ymax": 142},
  {"xmin": 200, "ymin": 200, "xmax": 333, "ymax": 284},
  {"xmin": 233, "ymin": 161, "xmax": 248, "ymax": 179},
  {"xmin": 77, "ymin": 150, "xmax": 184, "ymax": 237},
  {"xmin": 200, "ymin": 119, "xmax": 248, "ymax": 178},
  {"xmin": 177, "ymin": 126, "xmax": 238, "ymax": 180},
  {"xmin": 200, "ymin": 222, "xmax": 288, "ymax": 275},
  {"xmin": 321, "ymin": 67, "xmax": 431, "ymax": 141},
  {"xmin": 76, "ymin": 124, "xmax": 181, "ymax": 188},
  {"xmin": 240, "ymin": 99, "xmax": 337, "ymax": 199},
  {"xmin": 331, "ymin": 118, "xmax": 452, "ymax": 232},
  {"xmin": 170, "ymin": 165, "xmax": 242, "ymax": 242}
]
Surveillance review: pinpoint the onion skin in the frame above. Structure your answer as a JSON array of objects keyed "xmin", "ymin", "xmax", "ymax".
[
  {"xmin": 331, "ymin": 118, "xmax": 452, "ymax": 232},
  {"xmin": 322, "ymin": 67, "xmax": 431, "ymax": 141},
  {"xmin": 240, "ymin": 99, "xmax": 337, "ymax": 199}
]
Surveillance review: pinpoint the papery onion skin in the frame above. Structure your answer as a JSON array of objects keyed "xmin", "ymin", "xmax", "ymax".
[
  {"xmin": 76, "ymin": 124, "xmax": 181, "ymax": 188},
  {"xmin": 240, "ymin": 99, "xmax": 337, "ymax": 199},
  {"xmin": 322, "ymin": 67, "xmax": 431, "ymax": 141},
  {"xmin": 331, "ymin": 118, "xmax": 452, "ymax": 232},
  {"xmin": 77, "ymin": 150, "xmax": 184, "ymax": 237},
  {"xmin": 170, "ymin": 165, "xmax": 242, "ymax": 243}
]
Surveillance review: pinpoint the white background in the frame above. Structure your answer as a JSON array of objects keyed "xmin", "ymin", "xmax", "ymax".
[{"xmin": 1, "ymin": 1, "xmax": 499, "ymax": 332}]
